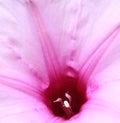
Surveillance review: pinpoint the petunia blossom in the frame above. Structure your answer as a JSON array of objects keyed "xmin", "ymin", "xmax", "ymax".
[{"xmin": 0, "ymin": 0, "xmax": 120, "ymax": 123}]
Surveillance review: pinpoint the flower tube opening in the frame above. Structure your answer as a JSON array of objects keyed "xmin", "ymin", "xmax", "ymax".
[{"xmin": 43, "ymin": 74, "xmax": 87, "ymax": 120}]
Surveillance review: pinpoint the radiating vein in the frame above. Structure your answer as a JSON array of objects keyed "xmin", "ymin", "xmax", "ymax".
[
  {"xmin": 80, "ymin": 25, "xmax": 120, "ymax": 81},
  {"xmin": 27, "ymin": 1, "xmax": 62, "ymax": 83}
]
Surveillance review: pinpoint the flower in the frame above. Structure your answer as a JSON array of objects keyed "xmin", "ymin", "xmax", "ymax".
[{"xmin": 0, "ymin": 0, "xmax": 120, "ymax": 123}]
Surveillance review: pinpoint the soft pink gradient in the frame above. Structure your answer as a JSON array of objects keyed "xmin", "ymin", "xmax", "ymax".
[{"xmin": 0, "ymin": 0, "xmax": 120, "ymax": 123}]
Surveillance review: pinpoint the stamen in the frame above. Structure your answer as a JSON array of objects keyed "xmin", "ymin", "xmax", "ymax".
[
  {"xmin": 62, "ymin": 100, "xmax": 73, "ymax": 118},
  {"xmin": 65, "ymin": 92, "xmax": 72, "ymax": 103},
  {"xmin": 64, "ymin": 100, "xmax": 70, "ymax": 108},
  {"xmin": 53, "ymin": 98, "xmax": 62, "ymax": 103},
  {"xmin": 53, "ymin": 92, "xmax": 74, "ymax": 119}
]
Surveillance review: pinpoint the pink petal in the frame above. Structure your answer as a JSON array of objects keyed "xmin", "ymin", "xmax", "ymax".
[{"xmin": 0, "ymin": 0, "xmax": 120, "ymax": 123}]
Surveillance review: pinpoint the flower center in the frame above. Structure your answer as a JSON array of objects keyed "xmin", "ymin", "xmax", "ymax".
[
  {"xmin": 53, "ymin": 92, "xmax": 73, "ymax": 119},
  {"xmin": 43, "ymin": 75, "xmax": 87, "ymax": 120}
]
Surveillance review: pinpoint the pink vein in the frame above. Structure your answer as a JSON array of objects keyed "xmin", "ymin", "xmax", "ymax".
[
  {"xmin": 27, "ymin": 1, "xmax": 62, "ymax": 82},
  {"xmin": 79, "ymin": 25, "xmax": 120, "ymax": 82},
  {"xmin": 0, "ymin": 74, "xmax": 41, "ymax": 98}
]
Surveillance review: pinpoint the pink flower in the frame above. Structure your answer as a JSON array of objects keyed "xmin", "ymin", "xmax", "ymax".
[{"xmin": 0, "ymin": 0, "xmax": 120, "ymax": 123}]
